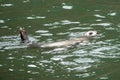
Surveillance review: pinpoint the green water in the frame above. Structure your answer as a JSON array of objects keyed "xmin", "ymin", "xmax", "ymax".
[{"xmin": 0, "ymin": 0, "xmax": 120, "ymax": 80}]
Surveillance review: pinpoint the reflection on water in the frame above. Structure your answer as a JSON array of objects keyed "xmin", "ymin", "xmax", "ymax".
[
  {"xmin": 1, "ymin": 4, "xmax": 13, "ymax": 7},
  {"xmin": 0, "ymin": 36, "xmax": 23, "ymax": 50},
  {"xmin": 0, "ymin": 0, "xmax": 120, "ymax": 80},
  {"xmin": 26, "ymin": 16, "xmax": 46, "ymax": 20},
  {"xmin": 44, "ymin": 20, "xmax": 80, "ymax": 26},
  {"xmin": 62, "ymin": 3, "xmax": 73, "ymax": 10}
]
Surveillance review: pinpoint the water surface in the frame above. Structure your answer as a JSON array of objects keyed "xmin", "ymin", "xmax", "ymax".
[{"xmin": 0, "ymin": 0, "xmax": 120, "ymax": 80}]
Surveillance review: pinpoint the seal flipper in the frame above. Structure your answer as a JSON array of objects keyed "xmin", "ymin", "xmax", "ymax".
[{"xmin": 19, "ymin": 27, "xmax": 29, "ymax": 43}]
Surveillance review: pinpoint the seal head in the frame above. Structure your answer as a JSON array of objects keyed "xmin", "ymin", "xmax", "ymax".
[{"xmin": 85, "ymin": 30, "xmax": 99, "ymax": 37}]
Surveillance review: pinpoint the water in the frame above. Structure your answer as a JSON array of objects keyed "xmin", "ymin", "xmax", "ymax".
[{"xmin": 0, "ymin": 0, "xmax": 120, "ymax": 80}]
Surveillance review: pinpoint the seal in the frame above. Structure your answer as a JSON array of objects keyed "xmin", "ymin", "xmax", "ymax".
[{"xmin": 19, "ymin": 28, "xmax": 99, "ymax": 48}]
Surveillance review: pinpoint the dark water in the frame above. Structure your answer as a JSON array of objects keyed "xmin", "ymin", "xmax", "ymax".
[{"xmin": 0, "ymin": 0, "xmax": 120, "ymax": 80}]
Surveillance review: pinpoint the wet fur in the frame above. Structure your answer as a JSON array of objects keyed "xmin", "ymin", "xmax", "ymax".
[{"xmin": 19, "ymin": 28, "xmax": 97, "ymax": 48}]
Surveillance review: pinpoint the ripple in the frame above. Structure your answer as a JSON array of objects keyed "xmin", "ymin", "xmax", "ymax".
[
  {"xmin": 69, "ymin": 26, "xmax": 92, "ymax": 31},
  {"xmin": 40, "ymin": 60, "xmax": 52, "ymax": 63},
  {"xmin": 9, "ymin": 68, "xmax": 14, "ymax": 71},
  {"xmin": 94, "ymin": 10, "xmax": 101, "ymax": 12},
  {"xmin": 76, "ymin": 73, "xmax": 90, "ymax": 78},
  {"xmin": 44, "ymin": 20, "xmax": 80, "ymax": 26},
  {"xmin": 0, "ymin": 35, "xmax": 28, "ymax": 50},
  {"xmin": 99, "ymin": 76, "xmax": 109, "ymax": 80},
  {"xmin": 96, "ymin": 19, "xmax": 102, "ymax": 22},
  {"xmin": 0, "ymin": 20, "xmax": 5, "ymax": 23},
  {"xmin": 60, "ymin": 61, "xmax": 77, "ymax": 66},
  {"xmin": 35, "ymin": 30, "xmax": 49, "ymax": 33},
  {"xmin": 66, "ymin": 65, "xmax": 91, "ymax": 72},
  {"xmin": 35, "ymin": 30, "xmax": 53, "ymax": 37},
  {"xmin": 94, "ymin": 14, "xmax": 106, "ymax": 18},
  {"xmin": 90, "ymin": 23, "xmax": 112, "ymax": 26},
  {"xmin": 26, "ymin": 16, "xmax": 46, "ymax": 20},
  {"xmin": 51, "ymin": 55, "xmax": 73, "ymax": 61},
  {"xmin": 4, "ymin": 45, "xmax": 27, "ymax": 50},
  {"xmin": 1, "ymin": 4, "xmax": 13, "ymax": 7},
  {"xmin": 108, "ymin": 12, "xmax": 116, "ymax": 16},
  {"xmin": 42, "ymin": 48, "xmax": 67, "ymax": 54},
  {"xmin": 31, "ymin": 72, "xmax": 39, "ymax": 74},
  {"xmin": 0, "ymin": 64, "xmax": 3, "ymax": 67},
  {"xmin": 46, "ymin": 68, "xmax": 55, "ymax": 73},
  {"xmin": 23, "ymin": 0, "xmax": 30, "ymax": 3},
  {"xmin": 28, "ymin": 64, "xmax": 37, "ymax": 68},
  {"xmin": 74, "ymin": 58, "xmax": 96, "ymax": 63},
  {"xmin": 62, "ymin": 3, "xmax": 73, "ymax": 10},
  {"xmin": 22, "ymin": 55, "xmax": 36, "ymax": 59},
  {"xmin": 7, "ymin": 57, "xmax": 15, "ymax": 60},
  {"xmin": 61, "ymin": 20, "xmax": 80, "ymax": 25},
  {"xmin": 56, "ymin": 32, "xmax": 69, "ymax": 36},
  {"xmin": 1, "ymin": 26, "xmax": 9, "ymax": 28},
  {"xmin": 89, "ymin": 39, "xmax": 120, "ymax": 58},
  {"xmin": 40, "ymin": 33, "xmax": 53, "ymax": 36},
  {"xmin": 62, "ymin": 5, "xmax": 73, "ymax": 10}
]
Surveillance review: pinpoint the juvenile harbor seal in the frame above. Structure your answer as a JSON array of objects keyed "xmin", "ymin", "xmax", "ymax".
[{"xmin": 19, "ymin": 28, "xmax": 99, "ymax": 48}]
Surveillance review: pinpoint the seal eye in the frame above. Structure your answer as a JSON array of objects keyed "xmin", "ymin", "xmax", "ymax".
[
  {"xmin": 89, "ymin": 32, "xmax": 93, "ymax": 35},
  {"xmin": 85, "ymin": 30, "xmax": 98, "ymax": 37}
]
